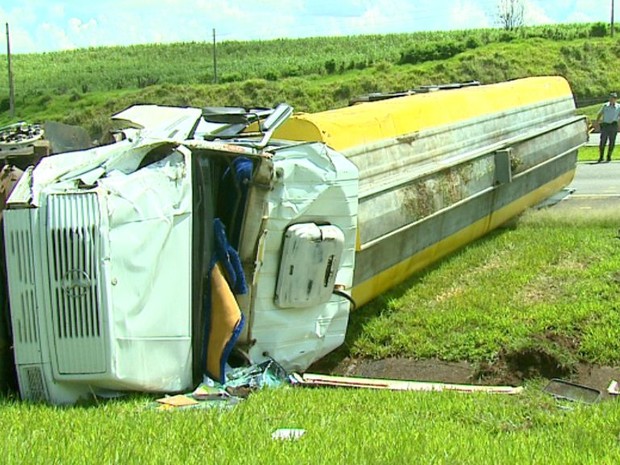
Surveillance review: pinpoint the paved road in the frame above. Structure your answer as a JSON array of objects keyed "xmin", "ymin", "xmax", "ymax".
[
  {"xmin": 568, "ymin": 161, "xmax": 620, "ymax": 197},
  {"xmin": 544, "ymin": 160, "xmax": 620, "ymax": 213}
]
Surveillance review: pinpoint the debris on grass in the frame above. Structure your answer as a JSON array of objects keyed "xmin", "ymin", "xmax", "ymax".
[
  {"xmin": 271, "ymin": 428, "xmax": 306, "ymax": 441},
  {"xmin": 292, "ymin": 373, "xmax": 524, "ymax": 395},
  {"xmin": 155, "ymin": 395, "xmax": 200, "ymax": 408},
  {"xmin": 150, "ymin": 359, "xmax": 292, "ymax": 410},
  {"xmin": 543, "ymin": 378, "xmax": 601, "ymax": 404}
]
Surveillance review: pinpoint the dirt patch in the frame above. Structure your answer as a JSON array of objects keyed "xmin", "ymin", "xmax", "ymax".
[
  {"xmin": 308, "ymin": 330, "xmax": 618, "ymax": 399},
  {"xmin": 312, "ymin": 356, "xmax": 620, "ymax": 400},
  {"xmin": 475, "ymin": 347, "xmax": 574, "ymax": 386},
  {"xmin": 328, "ymin": 357, "xmax": 476, "ymax": 384}
]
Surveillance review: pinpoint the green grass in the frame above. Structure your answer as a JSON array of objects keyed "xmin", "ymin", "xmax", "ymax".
[
  {"xmin": 2, "ymin": 27, "xmax": 619, "ymax": 137},
  {"xmin": 342, "ymin": 207, "xmax": 620, "ymax": 369},
  {"xmin": 0, "ymin": 23, "xmax": 602, "ymax": 100},
  {"xmin": 1, "ymin": 386, "xmax": 620, "ymax": 464},
  {"xmin": 2, "ymin": 184, "xmax": 619, "ymax": 464},
  {"xmin": 579, "ymin": 146, "xmax": 601, "ymax": 162}
]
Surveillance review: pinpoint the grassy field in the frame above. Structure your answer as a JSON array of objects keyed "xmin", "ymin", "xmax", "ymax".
[
  {"xmin": 1, "ymin": 379, "xmax": 619, "ymax": 464},
  {"xmin": 1, "ymin": 185, "xmax": 619, "ymax": 464},
  {"xmin": 0, "ymin": 23, "xmax": 602, "ymax": 99},
  {"xmin": 1, "ymin": 23, "xmax": 619, "ymax": 138},
  {"xmin": 342, "ymin": 202, "xmax": 620, "ymax": 369},
  {"xmin": 2, "ymin": 24, "xmax": 620, "ymax": 464},
  {"xmin": 1, "ymin": 383, "xmax": 620, "ymax": 464}
]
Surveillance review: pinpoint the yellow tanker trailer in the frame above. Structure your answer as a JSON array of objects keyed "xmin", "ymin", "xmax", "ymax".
[
  {"xmin": 275, "ymin": 75, "xmax": 586, "ymax": 305},
  {"xmin": 2, "ymin": 76, "xmax": 587, "ymax": 404}
]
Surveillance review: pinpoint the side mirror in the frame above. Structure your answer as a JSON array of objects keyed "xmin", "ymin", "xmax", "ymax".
[{"xmin": 258, "ymin": 103, "xmax": 293, "ymax": 148}]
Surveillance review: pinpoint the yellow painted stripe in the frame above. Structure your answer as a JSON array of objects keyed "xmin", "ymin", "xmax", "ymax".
[
  {"xmin": 274, "ymin": 77, "xmax": 573, "ymax": 152},
  {"xmin": 350, "ymin": 169, "xmax": 576, "ymax": 307}
]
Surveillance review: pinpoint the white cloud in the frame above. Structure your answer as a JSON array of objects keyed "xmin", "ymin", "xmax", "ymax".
[
  {"xmin": 1, "ymin": 0, "xmax": 611, "ymax": 54},
  {"xmin": 450, "ymin": 1, "xmax": 491, "ymax": 29},
  {"xmin": 3, "ymin": 3, "xmax": 38, "ymax": 25},
  {"xmin": 349, "ymin": 6, "xmax": 390, "ymax": 31},
  {"xmin": 68, "ymin": 18, "xmax": 97, "ymax": 34},
  {"xmin": 523, "ymin": 0, "xmax": 554, "ymax": 25},
  {"xmin": 7, "ymin": 27, "xmax": 37, "ymax": 54},
  {"xmin": 40, "ymin": 22, "xmax": 76, "ymax": 50}
]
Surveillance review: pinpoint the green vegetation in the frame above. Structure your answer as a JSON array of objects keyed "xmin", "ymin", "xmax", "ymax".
[
  {"xmin": 2, "ymin": 23, "xmax": 620, "ymax": 464},
  {"xmin": 0, "ymin": 23, "xmax": 604, "ymax": 96},
  {"xmin": 579, "ymin": 146, "xmax": 601, "ymax": 162},
  {"xmin": 343, "ymin": 206, "xmax": 620, "ymax": 371},
  {"xmin": 1, "ymin": 23, "xmax": 619, "ymax": 137},
  {"xmin": 1, "ymin": 385, "xmax": 620, "ymax": 464}
]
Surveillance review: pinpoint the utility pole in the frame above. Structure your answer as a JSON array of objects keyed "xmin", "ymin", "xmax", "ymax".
[
  {"xmin": 612, "ymin": 0, "xmax": 615, "ymax": 37},
  {"xmin": 212, "ymin": 28, "xmax": 218, "ymax": 84},
  {"xmin": 6, "ymin": 22, "xmax": 15, "ymax": 117}
]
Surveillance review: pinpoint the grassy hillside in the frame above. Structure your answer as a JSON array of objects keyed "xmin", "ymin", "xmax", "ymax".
[
  {"xmin": 1, "ymin": 23, "xmax": 619, "ymax": 138},
  {"xmin": 2, "ymin": 26, "xmax": 620, "ymax": 462},
  {"xmin": 0, "ymin": 23, "xmax": 603, "ymax": 96}
]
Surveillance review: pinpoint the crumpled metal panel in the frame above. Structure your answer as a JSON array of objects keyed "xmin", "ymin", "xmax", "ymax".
[
  {"xmin": 246, "ymin": 143, "xmax": 359, "ymax": 371},
  {"xmin": 6, "ymin": 135, "xmax": 196, "ymax": 402},
  {"xmin": 112, "ymin": 105, "xmax": 203, "ymax": 140},
  {"xmin": 95, "ymin": 148, "xmax": 193, "ymax": 391}
]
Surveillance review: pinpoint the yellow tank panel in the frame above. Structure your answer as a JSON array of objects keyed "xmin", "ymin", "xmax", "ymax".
[{"xmin": 274, "ymin": 76, "xmax": 574, "ymax": 151}]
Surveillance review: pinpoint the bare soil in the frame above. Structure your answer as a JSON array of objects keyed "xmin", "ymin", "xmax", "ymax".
[{"xmin": 311, "ymin": 353, "xmax": 620, "ymax": 401}]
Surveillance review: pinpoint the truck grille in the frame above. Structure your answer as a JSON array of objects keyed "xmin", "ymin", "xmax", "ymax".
[
  {"xmin": 20, "ymin": 366, "xmax": 48, "ymax": 402},
  {"xmin": 7, "ymin": 226, "xmax": 39, "ymax": 347},
  {"xmin": 46, "ymin": 193, "xmax": 106, "ymax": 374}
]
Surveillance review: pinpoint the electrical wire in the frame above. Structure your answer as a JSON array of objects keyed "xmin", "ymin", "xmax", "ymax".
[{"xmin": 333, "ymin": 289, "xmax": 357, "ymax": 312}]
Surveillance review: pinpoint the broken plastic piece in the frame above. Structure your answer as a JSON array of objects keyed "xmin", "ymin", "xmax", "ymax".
[
  {"xmin": 192, "ymin": 384, "xmax": 229, "ymax": 401},
  {"xmin": 543, "ymin": 378, "xmax": 601, "ymax": 404},
  {"xmin": 272, "ymin": 428, "xmax": 305, "ymax": 441},
  {"xmin": 607, "ymin": 380, "xmax": 620, "ymax": 396}
]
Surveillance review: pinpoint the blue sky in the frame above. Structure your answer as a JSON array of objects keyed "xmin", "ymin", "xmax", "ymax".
[{"xmin": 0, "ymin": 0, "xmax": 608, "ymax": 54}]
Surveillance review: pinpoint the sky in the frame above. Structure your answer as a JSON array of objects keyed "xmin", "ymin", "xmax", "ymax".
[{"xmin": 0, "ymin": 0, "xmax": 611, "ymax": 54}]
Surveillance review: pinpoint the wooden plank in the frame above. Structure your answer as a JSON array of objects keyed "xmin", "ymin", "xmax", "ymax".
[
  {"xmin": 299, "ymin": 373, "xmax": 524, "ymax": 395},
  {"xmin": 155, "ymin": 395, "xmax": 199, "ymax": 407}
]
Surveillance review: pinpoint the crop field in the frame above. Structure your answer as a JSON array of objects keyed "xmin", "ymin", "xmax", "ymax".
[
  {"xmin": 1, "ymin": 22, "xmax": 620, "ymax": 464},
  {"xmin": 1, "ymin": 22, "xmax": 619, "ymax": 136},
  {"xmin": 0, "ymin": 23, "xmax": 602, "ymax": 97}
]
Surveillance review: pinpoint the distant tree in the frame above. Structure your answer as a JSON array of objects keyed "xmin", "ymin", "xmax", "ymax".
[{"xmin": 496, "ymin": 0, "xmax": 525, "ymax": 31}]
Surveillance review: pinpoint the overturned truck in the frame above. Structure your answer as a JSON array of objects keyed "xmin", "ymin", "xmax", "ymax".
[{"xmin": 2, "ymin": 76, "xmax": 587, "ymax": 404}]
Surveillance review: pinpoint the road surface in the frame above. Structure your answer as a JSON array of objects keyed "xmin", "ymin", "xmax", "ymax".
[
  {"xmin": 543, "ymin": 160, "xmax": 620, "ymax": 214},
  {"xmin": 568, "ymin": 161, "xmax": 620, "ymax": 197}
]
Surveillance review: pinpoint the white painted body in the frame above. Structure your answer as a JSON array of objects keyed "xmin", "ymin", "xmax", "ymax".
[
  {"xmin": 5, "ymin": 140, "xmax": 195, "ymax": 403},
  {"xmin": 4, "ymin": 107, "xmax": 358, "ymax": 403}
]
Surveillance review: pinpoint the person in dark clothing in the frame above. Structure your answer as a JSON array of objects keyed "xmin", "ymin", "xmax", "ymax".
[{"xmin": 596, "ymin": 92, "xmax": 620, "ymax": 163}]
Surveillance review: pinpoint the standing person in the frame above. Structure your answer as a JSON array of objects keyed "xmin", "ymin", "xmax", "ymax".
[{"xmin": 596, "ymin": 92, "xmax": 620, "ymax": 163}]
